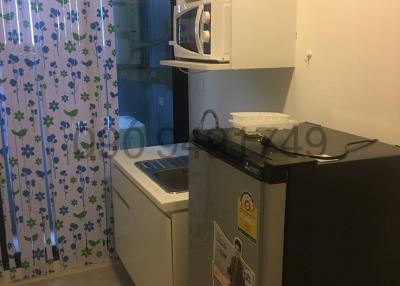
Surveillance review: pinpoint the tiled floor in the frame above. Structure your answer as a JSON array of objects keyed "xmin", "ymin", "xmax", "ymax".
[{"xmin": 21, "ymin": 262, "xmax": 134, "ymax": 286}]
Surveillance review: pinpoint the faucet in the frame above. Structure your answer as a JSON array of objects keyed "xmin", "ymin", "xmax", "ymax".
[{"xmin": 198, "ymin": 109, "xmax": 220, "ymax": 130}]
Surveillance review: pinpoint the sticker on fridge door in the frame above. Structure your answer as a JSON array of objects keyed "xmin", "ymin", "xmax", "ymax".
[
  {"xmin": 232, "ymin": 237, "xmax": 256, "ymax": 286},
  {"xmin": 212, "ymin": 222, "xmax": 256, "ymax": 286},
  {"xmin": 237, "ymin": 192, "xmax": 258, "ymax": 243},
  {"xmin": 212, "ymin": 222, "xmax": 233, "ymax": 286}
]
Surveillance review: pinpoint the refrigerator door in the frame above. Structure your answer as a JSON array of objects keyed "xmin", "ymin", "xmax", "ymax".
[
  {"xmin": 189, "ymin": 144, "xmax": 287, "ymax": 286},
  {"xmin": 189, "ymin": 145, "xmax": 215, "ymax": 286}
]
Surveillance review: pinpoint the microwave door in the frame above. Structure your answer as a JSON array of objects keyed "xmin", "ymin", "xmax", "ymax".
[
  {"xmin": 175, "ymin": 6, "xmax": 201, "ymax": 55},
  {"xmin": 195, "ymin": 5, "xmax": 204, "ymax": 55}
]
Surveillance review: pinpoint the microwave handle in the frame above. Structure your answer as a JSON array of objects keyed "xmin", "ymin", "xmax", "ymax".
[{"xmin": 195, "ymin": 5, "xmax": 204, "ymax": 55}]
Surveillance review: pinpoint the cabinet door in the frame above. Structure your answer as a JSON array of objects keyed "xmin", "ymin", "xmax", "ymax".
[{"xmin": 112, "ymin": 164, "xmax": 173, "ymax": 286}]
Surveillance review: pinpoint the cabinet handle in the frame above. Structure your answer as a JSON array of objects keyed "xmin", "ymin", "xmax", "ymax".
[{"xmin": 113, "ymin": 188, "xmax": 130, "ymax": 209}]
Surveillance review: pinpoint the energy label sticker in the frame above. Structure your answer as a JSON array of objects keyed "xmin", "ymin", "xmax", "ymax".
[{"xmin": 237, "ymin": 192, "xmax": 257, "ymax": 243}]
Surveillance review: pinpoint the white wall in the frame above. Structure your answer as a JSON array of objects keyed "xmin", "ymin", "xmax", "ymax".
[
  {"xmin": 284, "ymin": 0, "xmax": 400, "ymax": 145},
  {"xmin": 189, "ymin": 0, "xmax": 400, "ymax": 145},
  {"xmin": 189, "ymin": 69, "xmax": 293, "ymax": 130}
]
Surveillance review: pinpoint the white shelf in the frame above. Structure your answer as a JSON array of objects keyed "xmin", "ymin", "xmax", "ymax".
[{"xmin": 160, "ymin": 60, "xmax": 231, "ymax": 71}]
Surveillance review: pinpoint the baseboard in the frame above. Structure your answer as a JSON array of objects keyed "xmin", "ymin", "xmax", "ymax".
[{"xmin": 11, "ymin": 261, "xmax": 114, "ymax": 286}]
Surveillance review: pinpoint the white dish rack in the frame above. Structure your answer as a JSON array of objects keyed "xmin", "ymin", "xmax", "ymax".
[{"xmin": 230, "ymin": 112, "xmax": 299, "ymax": 135}]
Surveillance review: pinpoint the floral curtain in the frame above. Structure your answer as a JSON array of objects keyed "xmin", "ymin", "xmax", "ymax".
[{"xmin": 0, "ymin": 0, "xmax": 118, "ymax": 280}]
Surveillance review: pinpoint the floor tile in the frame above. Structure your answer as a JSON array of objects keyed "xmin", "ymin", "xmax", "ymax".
[{"xmin": 22, "ymin": 263, "xmax": 134, "ymax": 286}]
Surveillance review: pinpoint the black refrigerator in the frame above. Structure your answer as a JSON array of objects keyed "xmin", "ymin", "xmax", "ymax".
[{"xmin": 189, "ymin": 122, "xmax": 400, "ymax": 286}]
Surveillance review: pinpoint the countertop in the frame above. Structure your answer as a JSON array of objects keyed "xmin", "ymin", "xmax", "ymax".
[{"xmin": 111, "ymin": 143, "xmax": 189, "ymax": 213}]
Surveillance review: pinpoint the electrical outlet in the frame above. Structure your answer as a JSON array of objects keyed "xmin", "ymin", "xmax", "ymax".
[
  {"xmin": 196, "ymin": 78, "xmax": 205, "ymax": 93},
  {"xmin": 158, "ymin": 95, "xmax": 165, "ymax": 107}
]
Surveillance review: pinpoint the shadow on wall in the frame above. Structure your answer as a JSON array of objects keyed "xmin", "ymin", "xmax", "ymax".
[{"xmin": 189, "ymin": 68, "xmax": 294, "ymax": 130}]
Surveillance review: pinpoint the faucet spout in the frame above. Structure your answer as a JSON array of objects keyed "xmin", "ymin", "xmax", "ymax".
[{"xmin": 198, "ymin": 109, "xmax": 220, "ymax": 130}]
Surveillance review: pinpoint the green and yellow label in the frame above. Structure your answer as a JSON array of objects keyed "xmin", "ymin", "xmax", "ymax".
[{"xmin": 237, "ymin": 192, "xmax": 257, "ymax": 243}]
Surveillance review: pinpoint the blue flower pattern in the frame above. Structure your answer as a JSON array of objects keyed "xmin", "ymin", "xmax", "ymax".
[{"xmin": 0, "ymin": 0, "xmax": 118, "ymax": 280}]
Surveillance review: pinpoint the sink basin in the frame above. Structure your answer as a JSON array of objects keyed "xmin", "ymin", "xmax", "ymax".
[
  {"xmin": 135, "ymin": 156, "xmax": 189, "ymax": 193},
  {"xmin": 153, "ymin": 167, "xmax": 188, "ymax": 192}
]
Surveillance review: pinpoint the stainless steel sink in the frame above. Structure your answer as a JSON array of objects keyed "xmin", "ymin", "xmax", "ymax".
[
  {"xmin": 135, "ymin": 156, "xmax": 189, "ymax": 193},
  {"xmin": 153, "ymin": 168, "xmax": 188, "ymax": 191}
]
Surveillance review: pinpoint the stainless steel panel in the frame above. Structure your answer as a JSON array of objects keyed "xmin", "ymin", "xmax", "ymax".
[
  {"xmin": 189, "ymin": 144, "xmax": 287, "ymax": 286},
  {"xmin": 189, "ymin": 146, "xmax": 214, "ymax": 286},
  {"xmin": 209, "ymin": 155, "xmax": 263, "ymax": 283}
]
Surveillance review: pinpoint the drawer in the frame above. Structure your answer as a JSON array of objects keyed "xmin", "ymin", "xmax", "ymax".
[{"xmin": 112, "ymin": 163, "xmax": 173, "ymax": 286}]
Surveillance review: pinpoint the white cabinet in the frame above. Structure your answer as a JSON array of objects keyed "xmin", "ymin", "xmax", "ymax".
[
  {"xmin": 161, "ymin": 0, "xmax": 297, "ymax": 70},
  {"xmin": 112, "ymin": 163, "xmax": 188, "ymax": 286}
]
